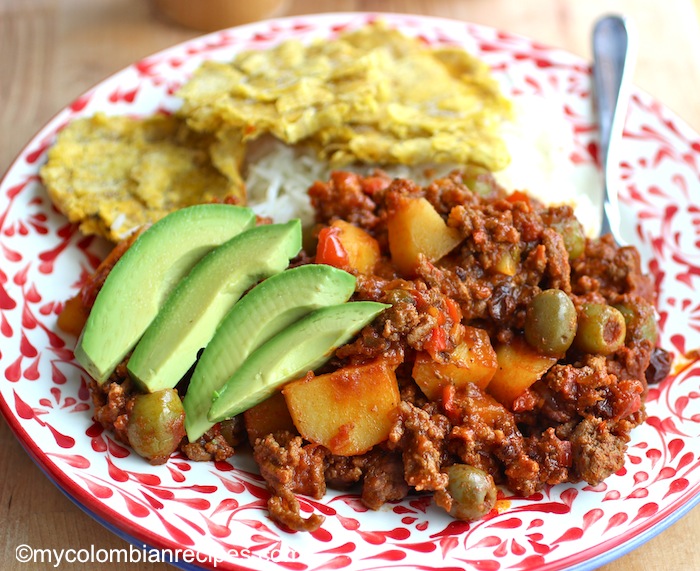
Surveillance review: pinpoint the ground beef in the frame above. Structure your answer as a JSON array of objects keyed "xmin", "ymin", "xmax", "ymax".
[
  {"xmin": 324, "ymin": 454, "xmax": 365, "ymax": 489},
  {"xmin": 308, "ymin": 170, "xmax": 390, "ymax": 231},
  {"xmin": 360, "ymin": 449, "xmax": 410, "ymax": 510},
  {"xmin": 571, "ymin": 235, "xmax": 655, "ymax": 301},
  {"xmin": 570, "ymin": 417, "xmax": 628, "ymax": 484},
  {"xmin": 523, "ymin": 358, "xmax": 615, "ymax": 425},
  {"xmin": 180, "ymin": 422, "xmax": 236, "ymax": 462},
  {"xmin": 423, "ymin": 170, "xmax": 487, "ymax": 214},
  {"xmin": 523, "ymin": 427, "xmax": 572, "ymax": 486},
  {"xmin": 541, "ymin": 227, "xmax": 572, "ymax": 292},
  {"xmin": 252, "ymin": 431, "xmax": 328, "ymax": 532},
  {"xmin": 388, "ymin": 401, "xmax": 450, "ymax": 492},
  {"xmin": 89, "ymin": 363, "xmax": 135, "ymax": 445}
]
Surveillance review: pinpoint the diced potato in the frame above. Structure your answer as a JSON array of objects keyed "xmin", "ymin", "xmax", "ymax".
[
  {"xmin": 282, "ymin": 358, "xmax": 400, "ymax": 455},
  {"xmin": 331, "ymin": 219, "xmax": 381, "ymax": 274},
  {"xmin": 486, "ymin": 337, "xmax": 557, "ymax": 408},
  {"xmin": 413, "ymin": 326, "xmax": 498, "ymax": 399},
  {"xmin": 387, "ymin": 196, "xmax": 462, "ymax": 276},
  {"xmin": 243, "ymin": 391, "xmax": 296, "ymax": 445},
  {"xmin": 57, "ymin": 294, "xmax": 89, "ymax": 337},
  {"xmin": 493, "ymin": 245, "xmax": 520, "ymax": 276}
]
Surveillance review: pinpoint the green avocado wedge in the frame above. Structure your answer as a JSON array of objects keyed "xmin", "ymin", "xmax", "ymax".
[
  {"xmin": 207, "ymin": 301, "xmax": 390, "ymax": 424},
  {"xmin": 184, "ymin": 264, "xmax": 357, "ymax": 441},
  {"xmin": 127, "ymin": 220, "xmax": 302, "ymax": 393},
  {"xmin": 74, "ymin": 204, "xmax": 256, "ymax": 383}
]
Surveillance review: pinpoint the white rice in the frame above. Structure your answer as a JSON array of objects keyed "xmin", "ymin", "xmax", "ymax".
[
  {"xmin": 110, "ymin": 212, "xmax": 127, "ymax": 235},
  {"xmin": 495, "ymin": 95, "xmax": 601, "ymax": 236},
  {"xmin": 244, "ymin": 139, "xmax": 324, "ymax": 227}
]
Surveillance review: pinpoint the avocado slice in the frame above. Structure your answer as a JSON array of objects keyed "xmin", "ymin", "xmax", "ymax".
[
  {"xmin": 207, "ymin": 300, "xmax": 389, "ymax": 423},
  {"xmin": 127, "ymin": 220, "xmax": 302, "ymax": 393},
  {"xmin": 74, "ymin": 204, "xmax": 255, "ymax": 383},
  {"xmin": 184, "ymin": 264, "xmax": 357, "ymax": 440}
]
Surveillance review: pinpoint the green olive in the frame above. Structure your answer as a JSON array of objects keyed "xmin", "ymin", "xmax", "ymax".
[
  {"xmin": 550, "ymin": 217, "xmax": 586, "ymax": 260},
  {"xmin": 384, "ymin": 288, "xmax": 415, "ymax": 306},
  {"xmin": 127, "ymin": 389, "xmax": 185, "ymax": 464},
  {"xmin": 219, "ymin": 417, "xmax": 243, "ymax": 447},
  {"xmin": 461, "ymin": 165, "xmax": 497, "ymax": 197},
  {"xmin": 574, "ymin": 303, "xmax": 626, "ymax": 355},
  {"xmin": 524, "ymin": 289, "xmax": 577, "ymax": 355},
  {"xmin": 444, "ymin": 464, "xmax": 497, "ymax": 521},
  {"xmin": 614, "ymin": 301, "xmax": 658, "ymax": 344}
]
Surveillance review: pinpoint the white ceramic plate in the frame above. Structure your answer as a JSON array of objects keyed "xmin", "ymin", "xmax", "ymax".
[{"xmin": 1, "ymin": 12, "xmax": 699, "ymax": 571}]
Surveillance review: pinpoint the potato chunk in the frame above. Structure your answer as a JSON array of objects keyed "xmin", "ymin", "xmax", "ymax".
[
  {"xmin": 493, "ymin": 245, "xmax": 520, "ymax": 276},
  {"xmin": 243, "ymin": 391, "xmax": 296, "ymax": 445},
  {"xmin": 486, "ymin": 337, "xmax": 557, "ymax": 408},
  {"xmin": 282, "ymin": 358, "xmax": 400, "ymax": 455},
  {"xmin": 413, "ymin": 326, "xmax": 498, "ymax": 399},
  {"xmin": 316, "ymin": 219, "xmax": 381, "ymax": 274},
  {"xmin": 387, "ymin": 196, "xmax": 462, "ymax": 276}
]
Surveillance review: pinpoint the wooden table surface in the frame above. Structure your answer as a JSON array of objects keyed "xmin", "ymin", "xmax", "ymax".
[{"xmin": 2, "ymin": 0, "xmax": 700, "ymax": 569}]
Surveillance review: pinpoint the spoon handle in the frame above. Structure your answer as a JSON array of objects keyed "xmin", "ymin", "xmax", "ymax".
[{"xmin": 592, "ymin": 15, "xmax": 636, "ymax": 242}]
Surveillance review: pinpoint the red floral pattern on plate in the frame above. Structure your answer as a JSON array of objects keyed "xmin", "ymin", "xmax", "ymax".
[{"xmin": 1, "ymin": 12, "xmax": 699, "ymax": 571}]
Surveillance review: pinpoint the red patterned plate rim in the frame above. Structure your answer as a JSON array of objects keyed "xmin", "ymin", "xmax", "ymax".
[{"xmin": 1, "ymin": 12, "xmax": 700, "ymax": 571}]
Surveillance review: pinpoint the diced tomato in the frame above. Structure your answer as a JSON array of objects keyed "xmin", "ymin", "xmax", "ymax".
[
  {"xmin": 505, "ymin": 190, "xmax": 531, "ymax": 208},
  {"xmin": 441, "ymin": 384, "xmax": 461, "ymax": 423},
  {"xmin": 315, "ymin": 226, "xmax": 349, "ymax": 268},
  {"xmin": 445, "ymin": 298, "xmax": 462, "ymax": 324},
  {"xmin": 613, "ymin": 381, "xmax": 643, "ymax": 420},
  {"xmin": 411, "ymin": 289, "xmax": 429, "ymax": 310},
  {"xmin": 361, "ymin": 176, "xmax": 391, "ymax": 196},
  {"xmin": 424, "ymin": 326, "xmax": 447, "ymax": 357}
]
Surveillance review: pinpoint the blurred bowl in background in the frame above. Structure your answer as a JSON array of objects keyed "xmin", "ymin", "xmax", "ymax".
[{"xmin": 152, "ymin": 0, "xmax": 289, "ymax": 31}]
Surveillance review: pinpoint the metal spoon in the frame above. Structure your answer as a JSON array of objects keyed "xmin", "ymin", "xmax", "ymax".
[{"xmin": 592, "ymin": 14, "xmax": 636, "ymax": 244}]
